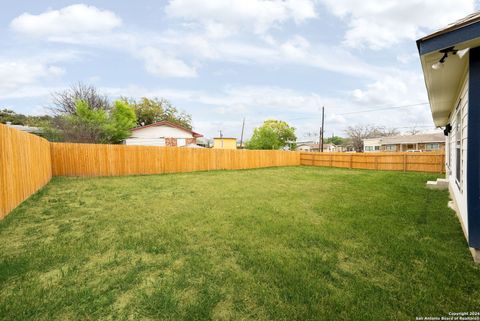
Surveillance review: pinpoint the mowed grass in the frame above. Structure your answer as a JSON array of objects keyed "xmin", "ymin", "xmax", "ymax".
[{"xmin": 1, "ymin": 167, "xmax": 479, "ymax": 321}]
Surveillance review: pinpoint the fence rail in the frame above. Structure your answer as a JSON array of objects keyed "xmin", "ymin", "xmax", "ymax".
[
  {"xmin": 50, "ymin": 143, "xmax": 300, "ymax": 177},
  {"xmin": 0, "ymin": 124, "xmax": 52, "ymax": 218},
  {"xmin": 300, "ymin": 152, "xmax": 445, "ymax": 173}
]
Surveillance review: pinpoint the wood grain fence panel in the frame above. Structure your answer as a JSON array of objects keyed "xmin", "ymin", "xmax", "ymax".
[
  {"xmin": 0, "ymin": 124, "xmax": 52, "ymax": 219},
  {"xmin": 51, "ymin": 143, "xmax": 301, "ymax": 177},
  {"xmin": 300, "ymin": 152, "xmax": 445, "ymax": 173}
]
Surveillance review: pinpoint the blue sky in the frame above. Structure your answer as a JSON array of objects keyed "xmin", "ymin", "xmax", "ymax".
[{"xmin": 0, "ymin": 0, "xmax": 477, "ymax": 139}]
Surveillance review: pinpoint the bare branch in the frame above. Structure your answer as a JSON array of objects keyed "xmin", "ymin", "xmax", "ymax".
[{"xmin": 50, "ymin": 82, "xmax": 109, "ymax": 115}]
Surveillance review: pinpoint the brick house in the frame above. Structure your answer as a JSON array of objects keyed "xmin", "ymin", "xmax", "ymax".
[{"xmin": 125, "ymin": 121, "xmax": 203, "ymax": 147}]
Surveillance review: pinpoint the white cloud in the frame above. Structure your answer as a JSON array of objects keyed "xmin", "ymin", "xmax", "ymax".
[
  {"xmin": 350, "ymin": 72, "xmax": 427, "ymax": 106},
  {"xmin": 320, "ymin": 0, "xmax": 475, "ymax": 49},
  {"xmin": 10, "ymin": 4, "xmax": 122, "ymax": 38},
  {"xmin": 137, "ymin": 47, "xmax": 197, "ymax": 78},
  {"xmin": 0, "ymin": 50, "xmax": 81, "ymax": 99},
  {"xmin": 7, "ymin": 3, "xmax": 383, "ymax": 79},
  {"xmin": 165, "ymin": 0, "xmax": 317, "ymax": 35},
  {"xmin": 0, "ymin": 60, "xmax": 64, "ymax": 97},
  {"xmin": 156, "ymin": 31, "xmax": 383, "ymax": 78}
]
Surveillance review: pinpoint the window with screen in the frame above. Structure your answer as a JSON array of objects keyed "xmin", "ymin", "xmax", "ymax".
[
  {"xmin": 385, "ymin": 145, "xmax": 396, "ymax": 151},
  {"xmin": 426, "ymin": 143, "xmax": 439, "ymax": 150}
]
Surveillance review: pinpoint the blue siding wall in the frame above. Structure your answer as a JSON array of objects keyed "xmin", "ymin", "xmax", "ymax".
[{"xmin": 468, "ymin": 47, "xmax": 480, "ymax": 248}]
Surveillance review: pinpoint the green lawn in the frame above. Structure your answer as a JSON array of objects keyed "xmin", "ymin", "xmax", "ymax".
[{"xmin": 1, "ymin": 167, "xmax": 479, "ymax": 320}]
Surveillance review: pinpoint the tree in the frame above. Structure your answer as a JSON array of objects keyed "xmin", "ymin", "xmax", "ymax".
[
  {"xmin": 344, "ymin": 125, "xmax": 399, "ymax": 152},
  {"xmin": 104, "ymin": 100, "xmax": 138, "ymax": 143},
  {"xmin": 325, "ymin": 135, "xmax": 345, "ymax": 145},
  {"xmin": 408, "ymin": 126, "xmax": 421, "ymax": 135},
  {"xmin": 0, "ymin": 109, "xmax": 54, "ymax": 127},
  {"xmin": 127, "ymin": 97, "xmax": 192, "ymax": 129},
  {"xmin": 51, "ymin": 83, "xmax": 109, "ymax": 115},
  {"xmin": 246, "ymin": 120, "xmax": 296, "ymax": 150},
  {"xmin": 0, "ymin": 109, "xmax": 27, "ymax": 125},
  {"xmin": 54, "ymin": 99, "xmax": 136, "ymax": 144},
  {"xmin": 59, "ymin": 100, "xmax": 109, "ymax": 143}
]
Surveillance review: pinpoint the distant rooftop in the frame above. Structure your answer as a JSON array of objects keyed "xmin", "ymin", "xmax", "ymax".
[
  {"xmin": 5, "ymin": 122, "xmax": 42, "ymax": 133},
  {"xmin": 368, "ymin": 132, "xmax": 445, "ymax": 145}
]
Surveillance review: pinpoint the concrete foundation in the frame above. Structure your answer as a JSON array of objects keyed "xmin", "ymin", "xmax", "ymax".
[
  {"xmin": 426, "ymin": 178, "xmax": 449, "ymax": 190},
  {"xmin": 448, "ymin": 187, "xmax": 480, "ymax": 264}
]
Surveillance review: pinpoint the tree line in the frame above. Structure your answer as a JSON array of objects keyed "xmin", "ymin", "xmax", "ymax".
[
  {"xmin": 1, "ymin": 84, "xmax": 400, "ymax": 150},
  {"xmin": 1, "ymin": 83, "xmax": 193, "ymax": 144}
]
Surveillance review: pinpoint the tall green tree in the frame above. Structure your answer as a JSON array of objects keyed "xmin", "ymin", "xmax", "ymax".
[
  {"xmin": 127, "ymin": 97, "xmax": 192, "ymax": 129},
  {"xmin": 105, "ymin": 100, "xmax": 138, "ymax": 143},
  {"xmin": 246, "ymin": 120, "xmax": 296, "ymax": 150},
  {"xmin": 56, "ymin": 99, "xmax": 136, "ymax": 144}
]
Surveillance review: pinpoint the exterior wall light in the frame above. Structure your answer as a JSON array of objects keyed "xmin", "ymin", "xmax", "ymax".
[{"xmin": 431, "ymin": 47, "xmax": 469, "ymax": 70}]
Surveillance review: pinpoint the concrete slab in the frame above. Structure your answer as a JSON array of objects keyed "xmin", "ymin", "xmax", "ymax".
[{"xmin": 426, "ymin": 179, "xmax": 449, "ymax": 190}]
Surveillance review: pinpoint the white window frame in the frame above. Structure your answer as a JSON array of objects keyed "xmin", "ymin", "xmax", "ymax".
[{"xmin": 454, "ymin": 102, "xmax": 462, "ymax": 189}]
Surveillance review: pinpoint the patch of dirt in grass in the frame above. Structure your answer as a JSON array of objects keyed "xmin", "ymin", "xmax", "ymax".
[
  {"xmin": 211, "ymin": 298, "xmax": 234, "ymax": 321},
  {"xmin": 38, "ymin": 267, "xmax": 64, "ymax": 287},
  {"xmin": 178, "ymin": 287, "xmax": 199, "ymax": 306},
  {"xmin": 112, "ymin": 289, "xmax": 136, "ymax": 313},
  {"xmin": 336, "ymin": 252, "xmax": 400, "ymax": 291}
]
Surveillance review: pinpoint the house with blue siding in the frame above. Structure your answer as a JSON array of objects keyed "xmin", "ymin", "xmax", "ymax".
[{"xmin": 417, "ymin": 12, "xmax": 480, "ymax": 262}]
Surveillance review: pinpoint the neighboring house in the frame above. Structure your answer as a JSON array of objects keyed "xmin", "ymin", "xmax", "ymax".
[
  {"xmin": 363, "ymin": 138, "xmax": 381, "ymax": 152},
  {"xmin": 362, "ymin": 133, "xmax": 445, "ymax": 152},
  {"xmin": 296, "ymin": 141, "xmax": 337, "ymax": 152},
  {"xmin": 5, "ymin": 122, "xmax": 42, "ymax": 134},
  {"xmin": 125, "ymin": 121, "xmax": 202, "ymax": 147},
  {"xmin": 417, "ymin": 12, "xmax": 480, "ymax": 261},
  {"xmin": 213, "ymin": 137, "xmax": 237, "ymax": 149}
]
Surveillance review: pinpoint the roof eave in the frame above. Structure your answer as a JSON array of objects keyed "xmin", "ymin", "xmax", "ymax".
[
  {"xmin": 417, "ymin": 16, "xmax": 480, "ymax": 55},
  {"xmin": 417, "ymin": 17, "xmax": 480, "ymax": 128}
]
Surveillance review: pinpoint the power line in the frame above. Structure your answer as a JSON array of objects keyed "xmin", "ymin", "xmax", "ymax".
[
  {"xmin": 338, "ymin": 102, "xmax": 429, "ymax": 115},
  {"xmin": 274, "ymin": 102, "xmax": 430, "ymax": 121}
]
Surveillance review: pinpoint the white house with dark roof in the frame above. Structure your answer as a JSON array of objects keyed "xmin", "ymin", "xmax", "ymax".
[{"xmin": 417, "ymin": 11, "xmax": 480, "ymax": 262}]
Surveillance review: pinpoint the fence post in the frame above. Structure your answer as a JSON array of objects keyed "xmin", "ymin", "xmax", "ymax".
[
  {"xmin": 349, "ymin": 154, "xmax": 353, "ymax": 169},
  {"xmin": 403, "ymin": 154, "xmax": 407, "ymax": 172},
  {"xmin": 375, "ymin": 155, "xmax": 378, "ymax": 170},
  {"xmin": 330, "ymin": 153, "xmax": 333, "ymax": 167}
]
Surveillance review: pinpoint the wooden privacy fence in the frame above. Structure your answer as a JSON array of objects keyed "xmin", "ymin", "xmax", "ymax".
[
  {"xmin": 1, "ymin": 122, "xmax": 447, "ymax": 219},
  {"xmin": 300, "ymin": 152, "xmax": 445, "ymax": 173},
  {"xmin": 50, "ymin": 143, "xmax": 300, "ymax": 177},
  {"xmin": 0, "ymin": 124, "xmax": 52, "ymax": 219}
]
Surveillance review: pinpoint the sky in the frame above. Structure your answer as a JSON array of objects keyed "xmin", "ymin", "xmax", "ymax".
[{"xmin": 0, "ymin": 0, "xmax": 478, "ymax": 140}]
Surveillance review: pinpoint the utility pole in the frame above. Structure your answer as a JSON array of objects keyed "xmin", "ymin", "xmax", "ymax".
[
  {"xmin": 319, "ymin": 106, "xmax": 325, "ymax": 152},
  {"xmin": 239, "ymin": 117, "xmax": 245, "ymax": 149},
  {"xmin": 219, "ymin": 130, "xmax": 223, "ymax": 148}
]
